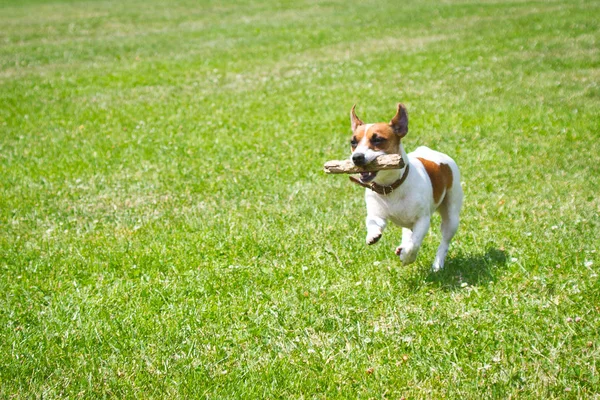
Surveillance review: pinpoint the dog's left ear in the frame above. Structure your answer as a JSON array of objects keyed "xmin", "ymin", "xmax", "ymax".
[{"xmin": 390, "ymin": 103, "xmax": 408, "ymax": 137}]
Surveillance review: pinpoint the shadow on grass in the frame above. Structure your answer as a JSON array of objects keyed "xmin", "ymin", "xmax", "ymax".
[{"xmin": 423, "ymin": 248, "xmax": 508, "ymax": 291}]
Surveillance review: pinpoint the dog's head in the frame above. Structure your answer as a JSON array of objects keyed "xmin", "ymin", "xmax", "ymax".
[{"xmin": 349, "ymin": 103, "xmax": 408, "ymax": 183}]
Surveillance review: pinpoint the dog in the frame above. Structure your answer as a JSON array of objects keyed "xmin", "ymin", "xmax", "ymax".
[{"xmin": 349, "ymin": 103, "xmax": 463, "ymax": 271}]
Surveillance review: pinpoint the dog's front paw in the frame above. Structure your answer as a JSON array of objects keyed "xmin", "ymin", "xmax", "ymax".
[
  {"xmin": 395, "ymin": 244, "xmax": 418, "ymax": 265},
  {"xmin": 366, "ymin": 233, "xmax": 382, "ymax": 245}
]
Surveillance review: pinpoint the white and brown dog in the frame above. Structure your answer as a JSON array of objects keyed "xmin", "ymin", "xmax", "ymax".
[{"xmin": 349, "ymin": 103, "xmax": 463, "ymax": 271}]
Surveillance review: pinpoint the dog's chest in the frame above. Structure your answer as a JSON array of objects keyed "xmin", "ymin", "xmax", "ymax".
[
  {"xmin": 389, "ymin": 198, "xmax": 425, "ymax": 227},
  {"xmin": 366, "ymin": 191, "xmax": 426, "ymax": 228}
]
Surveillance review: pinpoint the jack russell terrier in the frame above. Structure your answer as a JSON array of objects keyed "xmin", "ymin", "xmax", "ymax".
[{"xmin": 349, "ymin": 103, "xmax": 463, "ymax": 271}]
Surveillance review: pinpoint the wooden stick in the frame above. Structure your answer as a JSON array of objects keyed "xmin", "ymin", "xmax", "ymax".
[{"xmin": 323, "ymin": 154, "xmax": 405, "ymax": 174}]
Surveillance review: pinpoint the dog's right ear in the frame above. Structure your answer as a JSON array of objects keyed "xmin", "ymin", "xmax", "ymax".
[
  {"xmin": 350, "ymin": 104, "xmax": 364, "ymax": 131},
  {"xmin": 390, "ymin": 103, "xmax": 408, "ymax": 137}
]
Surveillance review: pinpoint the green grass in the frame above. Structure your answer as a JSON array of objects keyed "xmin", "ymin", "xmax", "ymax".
[{"xmin": 1, "ymin": 0, "xmax": 599, "ymax": 398}]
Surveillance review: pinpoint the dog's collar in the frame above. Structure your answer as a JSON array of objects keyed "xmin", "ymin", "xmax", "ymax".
[{"xmin": 349, "ymin": 164, "xmax": 410, "ymax": 195}]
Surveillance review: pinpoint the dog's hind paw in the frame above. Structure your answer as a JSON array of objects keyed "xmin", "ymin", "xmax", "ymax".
[{"xmin": 431, "ymin": 261, "xmax": 444, "ymax": 272}]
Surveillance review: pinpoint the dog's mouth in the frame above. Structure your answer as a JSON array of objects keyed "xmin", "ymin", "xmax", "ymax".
[{"xmin": 359, "ymin": 171, "xmax": 378, "ymax": 183}]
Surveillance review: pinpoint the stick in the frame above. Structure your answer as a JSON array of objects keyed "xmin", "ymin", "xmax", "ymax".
[{"xmin": 323, "ymin": 154, "xmax": 405, "ymax": 174}]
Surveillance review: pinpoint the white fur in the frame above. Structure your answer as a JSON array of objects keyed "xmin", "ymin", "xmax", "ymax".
[{"xmin": 359, "ymin": 142, "xmax": 463, "ymax": 271}]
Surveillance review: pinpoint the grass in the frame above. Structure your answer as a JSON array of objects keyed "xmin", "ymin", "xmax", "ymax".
[{"xmin": 1, "ymin": 0, "xmax": 599, "ymax": 398}]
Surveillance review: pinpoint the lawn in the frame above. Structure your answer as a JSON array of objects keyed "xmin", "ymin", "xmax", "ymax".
[{"xmin": 1, "ymin": 0, "xmax": 599, "ymax": 398}]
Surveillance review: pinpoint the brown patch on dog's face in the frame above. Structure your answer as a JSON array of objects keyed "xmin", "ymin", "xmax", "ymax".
[
  {"xmin": 367, "ymin": 123, "xmax": 401, "ymax": 153},
  {"xmin": 350, "ymin": 123, "xmax": 401, "ymax": 154},
  {"xmin": 350, "ymin": 124, "xmax": 365, "ymax": 151},
  {"xmin": 417, "ymin": 158, "xmax": 454, "ymax": 203}
]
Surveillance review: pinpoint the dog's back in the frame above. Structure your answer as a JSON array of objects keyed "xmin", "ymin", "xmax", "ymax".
[{"xmin": 409, "ymin": 146, "xmax": 462, "ymax": 210}]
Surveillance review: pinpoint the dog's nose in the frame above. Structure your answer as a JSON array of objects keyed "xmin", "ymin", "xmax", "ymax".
[{"xmin": 352, "ymin": 153, "xmax": 366, "ymax": 166}]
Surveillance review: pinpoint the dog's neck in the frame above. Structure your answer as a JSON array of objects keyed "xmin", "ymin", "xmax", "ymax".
[{"xmin": 373, "ymin": 143, "xmax": 409, "ymax": 186}]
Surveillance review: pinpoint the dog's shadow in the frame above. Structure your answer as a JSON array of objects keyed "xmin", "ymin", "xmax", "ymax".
[{"xmin": 405, "ymin": 248, "xmax": 508, "ymax": 291}]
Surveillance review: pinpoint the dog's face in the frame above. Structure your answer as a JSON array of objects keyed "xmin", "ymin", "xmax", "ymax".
[{"xmin": 350, "ymin": 103, "xmax": 408, "ymax": 182}]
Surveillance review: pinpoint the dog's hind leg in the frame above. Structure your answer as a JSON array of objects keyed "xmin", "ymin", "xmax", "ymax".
[
  {"xmin": 432, "ymin": 184, "xmax": 463, "ymax": 271},
  {"xmin": 395, "ymin": 216, "xmax": 431, "ymax": 265}
]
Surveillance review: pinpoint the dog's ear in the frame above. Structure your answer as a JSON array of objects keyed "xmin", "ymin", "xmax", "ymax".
[
  {"xmin": 390, "ymin": 103, "xmax": 408, "ymax": 137},
  {"xmin": 350, "ymin": 104, "xmax": 364, "ymax": 131}
]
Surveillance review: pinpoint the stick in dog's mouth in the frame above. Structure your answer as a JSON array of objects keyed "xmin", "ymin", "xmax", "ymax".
[{"xmin": 323, "ymin": 154, "xmax": 404, "ymax": 174}]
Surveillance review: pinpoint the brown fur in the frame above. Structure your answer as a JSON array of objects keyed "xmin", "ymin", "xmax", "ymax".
[
  {"xmin": 417, "ymin": 158, "xmax": 453, "ymax": 204},
  {"xmin": 351, "ymin": 123, "xmax": 401, "ymax": 154}
]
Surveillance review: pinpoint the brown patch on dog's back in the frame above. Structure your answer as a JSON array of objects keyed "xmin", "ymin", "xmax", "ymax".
[{"xmin": 417, "ymin": 158, "xmax": 453, "ymax": 204}]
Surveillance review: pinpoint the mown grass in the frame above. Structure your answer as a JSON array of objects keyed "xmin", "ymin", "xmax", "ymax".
[{"xmin": 1, "ymin": 0, "xmax": 599, "ymax": 398}]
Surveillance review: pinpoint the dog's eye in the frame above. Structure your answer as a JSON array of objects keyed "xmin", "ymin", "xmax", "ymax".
[
  {"xmin": 350, "ymin": 137, "xmax": 358, "ymax": 147},
  {"xmin": 371, "ymin": 135, "xmax": 386, "ymax": 145}
]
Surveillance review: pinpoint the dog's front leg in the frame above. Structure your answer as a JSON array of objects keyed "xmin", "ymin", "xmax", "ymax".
[
  {"xmin": 365, "ymin": 215, "xmax": 386, "ymax": 245},
  {"xmin": 395, "ymin": 216, "xmax": 430, "ymax": 265},
  {"xmin": 365, "ymin": 195, "xmax": 387, "ymax": 245}
]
